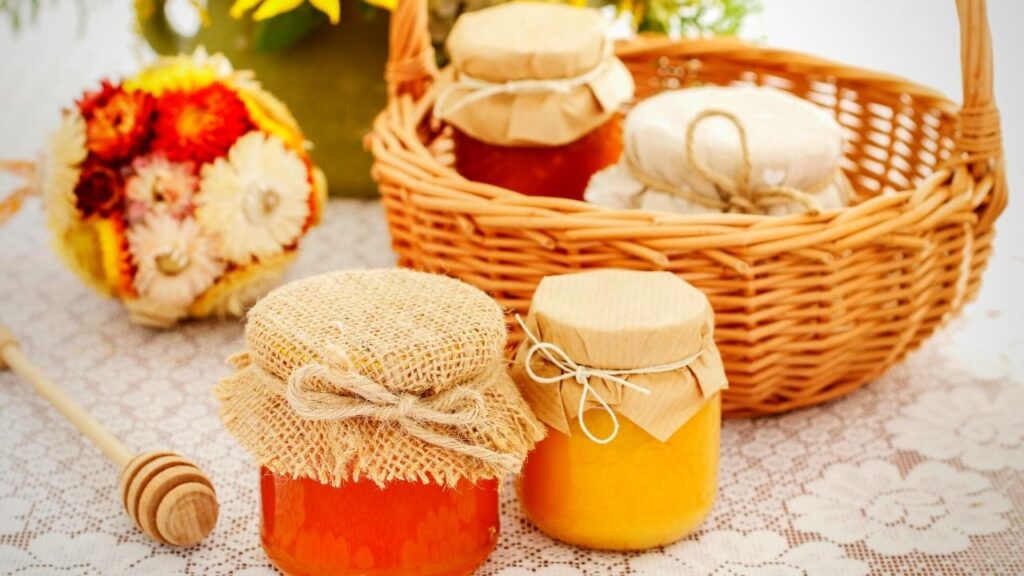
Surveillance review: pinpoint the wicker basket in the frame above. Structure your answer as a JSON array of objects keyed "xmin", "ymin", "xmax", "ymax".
[{"xmin": 370, "ymin": 0, "xmax": 1006, "ymax": 417}]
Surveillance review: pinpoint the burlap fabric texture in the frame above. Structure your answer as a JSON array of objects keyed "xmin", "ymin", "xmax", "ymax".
[{"xmin": 216, "ymin": 269, "xmax": 544, "ymax": 487}]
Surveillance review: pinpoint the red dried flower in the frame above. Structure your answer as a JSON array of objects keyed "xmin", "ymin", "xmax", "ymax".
[
  {"xmin": 77, "ymin": 81, "xmax": 154, "ymax": 163},
  {"xmin": 152, "ymin": 83, "xmax": 253, "ymax": 165},
  {"xmin": 75, "ymin": 160, "xmax": 125, "ymax": 217}
]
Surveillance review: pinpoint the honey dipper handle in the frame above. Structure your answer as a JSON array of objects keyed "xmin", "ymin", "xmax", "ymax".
[{"xmin": 0, "ymin": 322, "xmax": 134, "ymax": 468}]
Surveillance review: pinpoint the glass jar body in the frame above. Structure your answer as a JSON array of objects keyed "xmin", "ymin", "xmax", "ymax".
[
  {"xmin": 518, "ymin": 393, "xmax": 721, "ymax": 550},
  {"xmin": 452, "ymin": 115, "xmax": 623, "ymax": 201},
  {"xmin": 260, "ymin": 468, "xmax": 500, "ymax": 575}
]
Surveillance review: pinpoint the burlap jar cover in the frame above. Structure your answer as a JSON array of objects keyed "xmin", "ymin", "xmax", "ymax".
[
  {"xmin": 434, "ymin": 2, "xmax": 635, "ymax": 147},
  {"xmin": 585, "ymin": 86, "xmax": 855, "ymax": 216},
  {"xmin": 511, "ymin": 270, "xmax": 728, "ymax": 443},
  {"xmin": 216, "ymin": 269, "xmax": 544, "ymax": 487}
]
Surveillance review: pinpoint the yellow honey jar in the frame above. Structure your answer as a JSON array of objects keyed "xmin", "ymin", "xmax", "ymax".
[{"xmin": 512, "ymin": 270, "xmax": 727, "ymax": 550}]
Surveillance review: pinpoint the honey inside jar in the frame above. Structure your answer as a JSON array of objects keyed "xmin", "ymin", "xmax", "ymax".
[
  {"xmin": 261, "ymin": 469, "xmax": 500, "ymax": 576},
  {"xmin": 452, "ymin": 115, "xmax": 624, "ymax": 201},
  {"xmin": 518, "ymin": 394, "xmax": 721, "ymax": 550}
]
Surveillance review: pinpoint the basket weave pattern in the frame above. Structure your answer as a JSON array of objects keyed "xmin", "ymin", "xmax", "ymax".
[{"xmin": 370, "ymin": 0, "xmax": 1006, "ymax": 417}]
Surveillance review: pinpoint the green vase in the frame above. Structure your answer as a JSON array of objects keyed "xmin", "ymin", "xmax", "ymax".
[{"xmin": 136, "ymin": 0, "xmax": 389, "ymax": 197}]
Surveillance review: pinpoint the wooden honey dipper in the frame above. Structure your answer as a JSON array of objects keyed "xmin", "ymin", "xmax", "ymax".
[{"xmin": 0, "ymin": 322, "xmax": 218, "ymax": 547}]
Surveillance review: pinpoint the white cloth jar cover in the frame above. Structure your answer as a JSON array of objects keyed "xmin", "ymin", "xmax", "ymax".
[{"xmin": 585, "ymin": 86, "xmax": 853, "ymax": 216}]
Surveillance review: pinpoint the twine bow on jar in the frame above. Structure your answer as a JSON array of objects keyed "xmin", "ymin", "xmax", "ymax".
[
  {"xmin": 626, "ymin": 109, "xmax": 827, "ymax": 216},
  {"xmin": 284, "ymin": 323, "xmax": 519, "ymax": 469},
  {"xmin": 516, "ymin": 315, "xmax": 706, "ymax": 444}
]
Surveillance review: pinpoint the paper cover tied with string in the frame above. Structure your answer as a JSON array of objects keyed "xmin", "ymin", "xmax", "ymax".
[
  {"xmin": 216, "ymin": 269, "xmax": 544, "ymax": 487},
  {"xmin": 435, "ymin": 1, "xmax": 634, "ymax": 148},
  {"xmin": 511, "ymin": 270, "xmax": 727, "ymax": 443},
  {"xmin": 585, "ymin": 86, "xmax": 854, "ymax": 216}
]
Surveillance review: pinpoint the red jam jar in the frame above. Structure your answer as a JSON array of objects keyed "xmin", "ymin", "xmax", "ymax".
[
  {"xmin": 216, "ymin": 270, "xmax": 543, "ymax": 576},
  {"xmin": 260, "ymin": 468, "xmax": 500, "ymax": 576},
  {"xmin": 437, "ymin": 2, "xmax": 634, "ymax": 201}
]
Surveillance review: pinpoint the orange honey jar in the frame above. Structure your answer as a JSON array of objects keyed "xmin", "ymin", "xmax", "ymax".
[
  {"xmin": 436, "ymin": 2, "xmax": 635, "ymax": 201},
  {"xmin": 259, "ymin": 470, "xmax": 499, "ymax": 575},
  {"xmin": 512, "ymin": 270, "xmax": 728, "ymax": 550},
  {"xmin": 217, "ymin": 269, "xmax": 543, "ymax": 575}
]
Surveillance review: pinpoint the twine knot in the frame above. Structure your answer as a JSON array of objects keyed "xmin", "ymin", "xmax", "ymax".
[
  {"xmin": 284, "ymin": 322, "xmax": 516, "ymax": 469},
  {"xmin": 395, "ymin": 394, "xmax": 418, "ymax": 418},
  {"xmin": 516, "ymin": 315, "xmax": 705, "ymax": 444},
  {"xmin": 626, "ymin": 109, "xmax": 826, "ymax": 216}
]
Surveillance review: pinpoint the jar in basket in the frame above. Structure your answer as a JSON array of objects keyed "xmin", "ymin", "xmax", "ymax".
[
  {"xmin": 217, "ymin": 269, "xmax": 544, "ymax": 575},
  {"xmin": 436, "ymin": 2, "xmax": 635, "ymax": 201},
  {"xmin": 512, "ymin": 270, "xmax": 728, "ymax": 550}
]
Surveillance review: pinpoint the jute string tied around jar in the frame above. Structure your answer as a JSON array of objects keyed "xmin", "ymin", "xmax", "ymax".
[
  {"xmin": 624, "ymin": 109, "xmax": 827, "ymax": 215},
  {"xmin": 283, "ymin": 325, "xmax": 521, "ymax": 470},
  {"xmin": 433, "ymin": 54, "xmax": 615, "ymax": 122},
  {"xmin": 511, "ymin": 270, "xmax": 728, "ymax": 445},
  {"xmin": 433, "ymin": 1, "xmax": 634, "ymax": 148},
  {"xmin": 216, "ymin": 269, "xmax": 544, "ymax": 488},
  {"xmin": 515, "ymin": 314, "xmax": 708, "ymax": 445}
]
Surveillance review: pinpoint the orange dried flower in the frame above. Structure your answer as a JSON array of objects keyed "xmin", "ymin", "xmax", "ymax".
[
  {"xmin": 152, "ymin": 83, "xmax": 253, "ymax": 164},
  {"xmin": 77, "ymin": 81, "xmax": 154, "ymax": 163}
]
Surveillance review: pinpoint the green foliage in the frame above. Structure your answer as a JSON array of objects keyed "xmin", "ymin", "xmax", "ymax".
[
  {"xmin": 251, "ymin": 3, "xmax": 327, "ymax": 52},
  {"xmin": 637, "ymin": 0, "xmax": 760, "ymax": 36}
]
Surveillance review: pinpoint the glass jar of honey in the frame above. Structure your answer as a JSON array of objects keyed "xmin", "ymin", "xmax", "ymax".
[
  {"xmin": 512, "ymin": 270, "xmax": 728, "ymax": 550},
  {"xmin": 260, "ymin": 469, "xmax": 500, "ymax": 575},
  {"xmin": 436, "ymin": 2, "xmax": 635, "ymax": 201},
  {"xmin": 217, "ymin": 269, "xmax": 544, "ymax": 575}
]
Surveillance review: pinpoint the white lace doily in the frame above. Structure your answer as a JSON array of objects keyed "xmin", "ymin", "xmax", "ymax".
[{"xmin": 0, "ymin": 202, "xmax": 1022, "ymax": 575}]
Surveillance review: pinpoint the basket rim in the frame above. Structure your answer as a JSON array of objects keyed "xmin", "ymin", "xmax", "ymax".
[
  {"xmin": 370, "ymin": 35, "xmax": 995, "ymax": 260},
  {"xmin": 616, "ymin": 35, "xmax": 958, "ymax": 112}
]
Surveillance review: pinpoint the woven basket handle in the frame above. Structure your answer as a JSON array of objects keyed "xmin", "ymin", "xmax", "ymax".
[
  {"xmin": 385, "ymin": 0, "xmax": 437, "ymax": 98},
  {"xmin": 955, "ymin": 0, "xmax": 1005, "ymax": 225},
  {"xmin": 957, "ymin": 0, "xmax": 998, "ymax": 150}
]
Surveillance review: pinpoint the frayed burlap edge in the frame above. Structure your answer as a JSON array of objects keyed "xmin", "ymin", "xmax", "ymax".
[{"xmin": 215, "ymin": 353, "xmax": 544, "ymax": 488}]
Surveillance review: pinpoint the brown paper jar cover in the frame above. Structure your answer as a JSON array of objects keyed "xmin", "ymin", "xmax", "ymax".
[
  {"xmin": 438, "ymin": 2, "xmax": 634, "ymax": 147},
  {"xmin": 216, "ymin": 269, "xmax": 544, "ymax": 487},
  {"xmin": 512, "ymin": 269, "xmax": 728, "ymax": 442}
]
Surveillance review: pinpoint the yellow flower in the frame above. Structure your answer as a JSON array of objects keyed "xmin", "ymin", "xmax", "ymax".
[
  {"xmin": 126, "ymin": 49, "xmax": 249, "ymax": 96},
  {"xmin": 51, "ymin": 217, "xmax": 131, "ymax": 298},
  {"xmin": 189, "ymin": 251, "xmax": 297, "ymax": 319},
  {"xmin": 230, "ymin": 0, "xmax": 343, "ymax": 24},
  {"xmin": 237, "ymin": 89, "xmax": 306, "ymax": 152}
]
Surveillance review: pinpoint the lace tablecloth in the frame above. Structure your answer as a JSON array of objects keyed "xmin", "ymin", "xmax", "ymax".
[{"xmin": 0, "ymin": 200, "xmax": 1022, "ymax": 576}]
